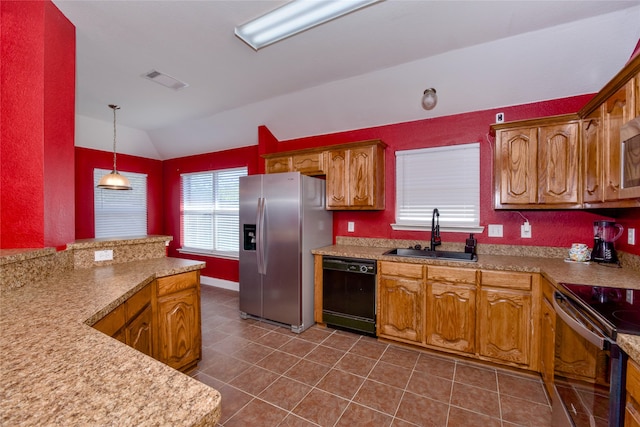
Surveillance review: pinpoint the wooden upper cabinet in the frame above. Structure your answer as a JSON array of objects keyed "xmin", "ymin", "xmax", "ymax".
[
  {"xmin": 538, "ymin": 122, "xmax": 579, "ymax": 204},
  {"xmin": 494, "ymin": 116, "xmax": 580, "ymax": 208},
  {"xmin": 603, "ymin": 82, "xmax": 634, "ymax": 201},
  {"xmin": 263, "ymin": 140, "xmax": 386, "ymax": 210},
  {"xmin": 265, "ymin": 156, "xmax": 293, "ymax": 174},
  {"xmin": 582, "ymin": 106, "xmax": 605, "ymax": 203},
  {"xmin": 497, "ymin": 127, "xmax": 538, "ymax": 205},
  {"xmin": 326, "ymin": 140, "xmax": 385, "ymax": 210}
]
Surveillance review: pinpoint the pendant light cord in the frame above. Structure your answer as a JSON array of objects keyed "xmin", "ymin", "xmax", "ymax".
[{"xmin": 109, "ymin": 104, "xmax": 120, "ymax": 173}]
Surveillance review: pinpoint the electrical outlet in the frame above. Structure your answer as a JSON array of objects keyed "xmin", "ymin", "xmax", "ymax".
[
  {"xmin": 629, "ymin": 228, "xmax": 636, "ymax": 245},
  {"xmin": 94, "ymin": 249, "xmax": 113, "ymax": 261},
  {"xmin": 347, "ymin": 221, "xmax": 355, "ymax": 233},
  {"xmin": 521, "ymin": 221, "xmax": 532, "ymax": 238},
  {"xmin": 496, "ymin": 112, "xmax": 505, "ymax": 123},
  {"xmin": 488, "ymin": 224, "xmax": 503, "ymax": 237}
]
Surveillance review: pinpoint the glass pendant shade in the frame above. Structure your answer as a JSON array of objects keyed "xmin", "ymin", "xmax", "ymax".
[
  {"xmin": 97, "ymin": 171, "xmax": 131, "ymax": 190},
  {"xmin": 97, "ymin": 104, "xmax": 132, "ymax": 190},
  {"xmin": 422, "ymin": 88, "xmax": 438, "ymax": 110}
]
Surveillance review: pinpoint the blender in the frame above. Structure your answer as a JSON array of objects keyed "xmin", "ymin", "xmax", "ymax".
[{"xmin": 591, "ymin": 221, "xmax": 624, "ymax": 263}]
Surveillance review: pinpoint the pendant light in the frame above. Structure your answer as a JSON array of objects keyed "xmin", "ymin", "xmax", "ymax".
[{"xmin": 97, "ymin": 104, "xmax": 132, "ymax": 190}]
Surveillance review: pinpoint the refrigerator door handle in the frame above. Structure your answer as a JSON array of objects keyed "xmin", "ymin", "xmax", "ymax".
[
  {"xmin": 256, "ymin": 197, "xmax": 263, "ymax": 274},
  {"xmin": 260, "ymin": 197, "xmax": 268, "ymax": 275}
]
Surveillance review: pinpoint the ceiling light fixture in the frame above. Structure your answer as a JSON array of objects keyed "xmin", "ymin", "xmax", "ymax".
[
  {"xmin": 97, "ymin": 104, "xmax": 132, "ymax": 190},
  {"xmin": 235, "ymin": 0, "xmax": 383, "ymax": 50},
  {"xmin": 422, "ymin": 88, "xmax": 438, "ymax": 110}
]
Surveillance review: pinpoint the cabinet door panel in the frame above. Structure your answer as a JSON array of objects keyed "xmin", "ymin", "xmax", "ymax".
[
  {"xmin": 540, "ymin": 297, "xmax": 555, "ymax": 398},
  {"xmin": 156, "ymin": 288, "xmax": 201, "ymax": 370},
  {"xmin": 378, "ymin": 275, "xmax": 423, "ymax": 343},
  {"xmin": 349, "ymin": 145, "xmax": 375, "ymax": 208},
  {"xmin": 326, "ymin": 149, "xmax": 348, "ymax": 208},
  {"xmin": 265, "ymin": 156, "xmax": 292, "ymax": 174},
  {"xmin": 538, "ymin": 123, "xmax": 579, "ymax": 204},
  {"xmin": 554, "ymin": 318, "xmax": 598, "ymax": 381},
  {"xmin": 498, "ymin": 128, "xmax": 538, "ymax": 205},
  {"xmin": 479, "ymin": 288, "xmax": 531, "ymax": 365},
  {"xmin": 583, "ymin": 108, "xmax": 605, "ymax": 203},
  {"xmin": 127, "ymin": 304, "xmax": 153, "ymax": 357},
  {"xmin": 426, "ymin": 282, "xmax": 475, "ymax": 353},
  {"xmin": 604, "ymin": 83, "xmax": 633, "ymax": 201}
]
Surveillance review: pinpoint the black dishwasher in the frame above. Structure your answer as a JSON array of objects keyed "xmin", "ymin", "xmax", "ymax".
[{"xmin": 322, "ymin": 257, "xmax": 376, "ymax": 336}]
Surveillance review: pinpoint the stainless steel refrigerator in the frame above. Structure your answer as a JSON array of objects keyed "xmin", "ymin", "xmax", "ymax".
[{"xmin": 239, "ymin": 172, "xmax": 333, "ymax": 333}]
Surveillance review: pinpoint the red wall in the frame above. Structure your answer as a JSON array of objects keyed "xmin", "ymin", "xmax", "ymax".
[
  {"xmin": 162, "ymin": 145, "xmax": 259, "ymax": 281},
  {"xmin": 75, "ymin": 147, "xmax": 164, "ymax": 240},
  {"xmin": 265, "ymin": 95, "xmax": 640, "ymax": 257},
  {"xmin": 1, "ymin": 0, "xmax": 75, "ymax": 249}
]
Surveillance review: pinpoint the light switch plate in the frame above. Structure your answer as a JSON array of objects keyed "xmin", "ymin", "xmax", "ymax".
[
  {"xmin": 629, "ymin": 228, "xmax": 636, "ymax": 245},
  {"xmin": 488, "ymin": 224, "xmax": 503, "ymax": 237},
  {"xmin": 347, "ymin": 222, "xmax": 355, "ymax": 233}
]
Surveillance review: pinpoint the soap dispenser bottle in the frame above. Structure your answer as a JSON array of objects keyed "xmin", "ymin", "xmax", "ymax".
[{"xmin": 465, "ymin": 233, "xmax": 477, "ymax": 254}]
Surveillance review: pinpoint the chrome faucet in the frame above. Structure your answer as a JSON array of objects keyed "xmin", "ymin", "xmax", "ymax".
[{"xmin": 430, "ymin": 208, "xmax": 441, "ymax": 251}]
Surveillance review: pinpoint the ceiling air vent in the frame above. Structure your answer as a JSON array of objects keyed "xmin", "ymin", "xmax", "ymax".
[{"xmin": 142, "ymin": 69, "xmax": 189, "ymax": 90}]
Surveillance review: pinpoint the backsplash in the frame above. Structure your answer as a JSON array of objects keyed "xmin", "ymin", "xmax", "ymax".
[{"xmin": 334, "ymin": 236, "xmax": 640, "ymax": 272}]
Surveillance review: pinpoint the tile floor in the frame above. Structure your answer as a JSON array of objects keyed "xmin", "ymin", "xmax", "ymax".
[{"xmin": 191, "ymin": 285, "xmax": 553, "ymax": 427}]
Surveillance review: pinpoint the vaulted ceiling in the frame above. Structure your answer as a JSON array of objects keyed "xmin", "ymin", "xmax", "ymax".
[{"xmin": 52, "ymin": 0, "xmax": 640, "ymax": 160}]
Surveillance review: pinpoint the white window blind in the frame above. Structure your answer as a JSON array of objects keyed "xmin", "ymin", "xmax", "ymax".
[
  {"xmin": 180, "ymin": 167, "xmax": 247, "ymax": 257},
  {"xmin": 393, "ymin": 143, "xmax": 481, "ymax": 231},
  {"xmin": 94, "ymin": 169, "xmax": 148, "ymax": 238}
]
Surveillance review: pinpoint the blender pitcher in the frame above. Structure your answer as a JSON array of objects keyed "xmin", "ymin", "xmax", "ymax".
[{"xmin": 592, "ymin": 221, "xmax": 624, "ymax": 263}]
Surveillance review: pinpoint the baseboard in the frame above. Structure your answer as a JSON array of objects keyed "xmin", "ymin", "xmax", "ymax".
[{"xmin": 200, "ymin": 275, "xmax": 239, "ymax": 292}]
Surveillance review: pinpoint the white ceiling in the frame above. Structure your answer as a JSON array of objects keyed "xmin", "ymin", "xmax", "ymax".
[{"xmin": 52, "ymin": 0, "xmax": 640, "ymax": 160}]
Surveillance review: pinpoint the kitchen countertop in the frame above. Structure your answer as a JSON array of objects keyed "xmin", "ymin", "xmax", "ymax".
[
  {"xmin": 0, "ymin": 257, "xmax": 221, "ymax": 426},
  {"xmin": 313, "ymin": 244, "xmax": 640, "ymax": 362}
]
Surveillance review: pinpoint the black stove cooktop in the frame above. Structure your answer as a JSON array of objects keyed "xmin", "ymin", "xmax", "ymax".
[{"xmin": 561, "ymin": 284, "xmax": 640, "ymax": 336}]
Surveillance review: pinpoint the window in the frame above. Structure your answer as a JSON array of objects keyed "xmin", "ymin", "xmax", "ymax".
[
  {"xmin": 94, "ymin": 169, "xmax": 148, "ymax": 238},
  {"xmin": 180, "ymin": 167, "xmax": 247, "ymax": 257},
  {"xmin": 393, "ymin": 143, "xmax": 482, "ymax": 232}
]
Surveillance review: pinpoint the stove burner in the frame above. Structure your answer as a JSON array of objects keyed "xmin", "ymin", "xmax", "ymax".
[{"xmin": 612, "ymin": 310, "xmax": 640, "ymax": 327}]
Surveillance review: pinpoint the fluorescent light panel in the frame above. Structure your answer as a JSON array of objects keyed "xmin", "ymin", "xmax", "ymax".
[{"xmin": 235, "ymin": 0, "xmax": 383, "ymax": 50}]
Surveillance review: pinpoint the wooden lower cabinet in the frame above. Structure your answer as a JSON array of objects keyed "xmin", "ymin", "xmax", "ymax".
[
  {"xmin": 93, "ymin": 284, "xmax": 153, "ymax": 357},
  {"xmin": 478, "ymin": 270, "xmax": 538, "ymax": 368},
  {"xmin": 154, "ymin": 271, "xmax": 202, "ymax": 372},
  {"xmin": 93, "ymin": 270, "xmax": 202, "ymax": 373},
  {"xmin": 626, "ymin": 359, "xmax": 640, "ymax": 427},
  {"xmin": 425, "ymin": 266, "xmax": 476, "ymax": 354},
  {"xmin": 376, "ymin": 262, "xmax": 540, "ymax": 372},
  {"xmin": 377, "ymin": 261, "xmax": 425, "ymax": 344}
]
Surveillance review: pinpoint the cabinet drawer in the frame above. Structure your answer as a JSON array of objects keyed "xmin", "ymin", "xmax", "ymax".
[
  {"xmin": 156, "ymin": 271, "xmax": 198, "ymax": 297},
  {"xmin": 379, "ymin": 261, "xmax": 424, "ymax": 279},
  {"xmin": 93, "ymin": 304, "xmax": 125, "ymax": 337},
  {"xmin": 126, "ymin": 284, "xmax": 152, "ymax": 319},
  {"xmin": 480, "ymin": 270, "xmax": 532, "ymax": 290},
  {"xmin": 427, "ymin": 266, "xmax": 476, "ymax": 284}
]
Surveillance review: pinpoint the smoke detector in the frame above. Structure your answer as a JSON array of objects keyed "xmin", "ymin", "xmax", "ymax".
[{"xmin": 142, "ymin": 70, "xmax": 188, "ymax": 90}]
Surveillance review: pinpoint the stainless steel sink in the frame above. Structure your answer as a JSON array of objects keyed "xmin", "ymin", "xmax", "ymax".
[{"xmin": 383, "ymin": 248, "xmax": 477, "ymax": 262}]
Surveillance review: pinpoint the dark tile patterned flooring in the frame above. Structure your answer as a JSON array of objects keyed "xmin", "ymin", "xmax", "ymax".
[{"xmin": 191, "ymin": 285, "xmax": 552, "ymax": 426}]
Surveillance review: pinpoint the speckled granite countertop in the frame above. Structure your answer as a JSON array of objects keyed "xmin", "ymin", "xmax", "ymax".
[
  {"xmin": 313, "ymin": 243, "xmax": 640, "ymax": 362},
  {"xmin": 0, "ymin": 257, "xmax": 221, "ymax": 426}
]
